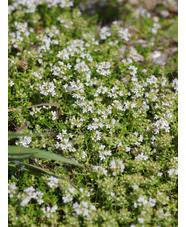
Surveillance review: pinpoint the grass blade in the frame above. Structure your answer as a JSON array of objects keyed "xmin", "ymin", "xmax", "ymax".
[
  {"xmin": 8, "ymin": 145, "xmax": 37, "ymax": 154},
  {"xmin": 33, "ymin": 149, "xmax": 82, "ymax": 167},
  {"xmin": 8, "ymin": 131, "xmax": 52, "ymax": 139},
  {"xmin": 8, "ymin": 153, "xmax": 35, "ymax": 160},
  {"xmin": 8, "ymin": 146, "xmax": 82, "ymax": 167},
  {"xmin": 18, "ymin": 162, "xmax": 65, "ymax": 179}
]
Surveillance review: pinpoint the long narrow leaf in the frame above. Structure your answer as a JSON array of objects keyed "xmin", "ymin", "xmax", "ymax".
[
  {"xmin": 18, "ymin": 162, "xmax": 65, "ymax": 179},
  {"xmin": 33, "ymin": 150, "xmax": 82, "ymax": 167},
  {"xmin": 8, "ymin": 146, "xmax": 37, "ymax": 154},
  {"xmin": 8, "ymin": 146, "xmax": 82, "ymax": 167},
  {"xmin": 8, "ymin": 153, "xmax": 35, "ymax": 160},
  {"xmin": 8, "ymin": 131, "xmax": 52, "ymax": 139},
  {"xmin": 8, "ymin": 103, "xmax": 60, "ymax": 112}
]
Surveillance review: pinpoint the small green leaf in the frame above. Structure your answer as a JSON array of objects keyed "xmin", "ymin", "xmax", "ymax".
[{"xmin": 8, "ymin": 163, "xmax": 17, "ymax": 173}]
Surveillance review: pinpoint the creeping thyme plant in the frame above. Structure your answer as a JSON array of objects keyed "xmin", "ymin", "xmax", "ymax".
[{"xmin": 8, "ymin": 0, "xmax": 178, "ymax": 226}]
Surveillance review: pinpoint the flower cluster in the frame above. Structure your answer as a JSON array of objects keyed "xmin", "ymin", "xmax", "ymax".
[
  {"xmin": 118, "ymin": 28, "xmax": 131, "ymax": 41},
  {"xmin": 135, "ymin": 153, "xmax": 149, "ymax": 161},
  {"xmin": 92, "ymin": 165, "xmax": 108, "ymax": 175},
  {"xmin": 8, "ymin": 183, "xmax": 17, "ymax": 198},
  {"xmin": 168, "ymin": 169, "xmax": 178, "ymax": 176},
  {"xmin": 100, "ymin": 26, "xmax": 111, "ymax": 40},
  {"xmin": 38, "ymin": 82, "xmax": 56, "ymax": 97},
  {"xmin": 134, "ymin": 196, "xmax": 156, "ymax": 208},
  {"xmin": 55, "ymin": 132, "xmax": 76, "ymax": 152},
  {"xmin": 153, "ymin": 118, "xmax": 170, "ymax": 134},
  {"xmin": 41, "ymin": 204, "xmax": 58, "ymax": 218},
  {"xmin": 30, "ymin": 107, "xmax": 41, "ymax": 116},
  {"xmin": 47, "ymin": 176, "xmax": 59, "ymax": 189},
  {"xmin": 18, "ymin": 186, "xmax": 44, "ymax": 207},
  {"xmin": 96, "ymin": 61, "xmax": 111, "ymax": 76},
  {"xmin": 62, "ymin": 187, "xmax": 76, "ymax": 203},
  {"xmin": 9, "ymin": 0, "xmax": 73, "ymax": 15},
  {"xmin": 51, "ymin": 111, "xmax": 57, "ymax": 120},
  {"xmin": 109, "ymin": 159, "xmax": 125, "ymax": 176},
  {"xmin": 15, "ymin": 136, "xmax": 32, "ymax": 148},
  {"xmin": 98, "ymin": 145, "xmax": 112, "ymax": 161},
  {"xmin": 73, "ymin": 201, "xmax": 96, "ymax": 217}
]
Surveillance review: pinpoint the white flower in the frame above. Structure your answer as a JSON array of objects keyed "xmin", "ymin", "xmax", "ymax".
[
  {"xmin": 74, "ymin": 61, "xmax": 90, "ymax": 73},
  {"xmin": 20, "ymin": 165, "xmax": 25, "ymax": 171},
  {"xmin": 118, "ymin": 28, "xmax": 130, "ymax": 41},
  {"xmin": 63, "ymin": 194, "xmax": 73, "ymax": 203},
  {"xmin": 126, "ymin": 146, "xmax": 131, "ymax": 152},
  {"xmin": 8, "ymin": 183, "xmax": 17, "ymax": 198},
  {"xmin": 117, "ymin": 142, "xmax": 122, "ymax": 147},
  {"xmin": 172, "ymin": 78, "xmax": 178, "ymax": 93},
  {"xmin": 151, "ymin": 28, "xmax": 157, "ymax": 34},
  {"xmin": 142, "ymin": 69, "xmax": 147, "ymax": 73},
  {"xmin": 39, "ymin": 82, "xmax": 56, "ymax": 96},
  {"xmin": 24, "ymin": 186, "xmax": 35, "ymax": 194},
  {"xmin": 90, "ymin": 204, "xmax": 96, "ymax": 210},
  {"xmin": 110, "ymin": 159, "xmax": 125, "ymax": 176},
  {"xmin": 31, "ymin": 72, "xmax": 42, "ymax": 79},
  {"xmin": 132, "ymin": 185, "xmax": 138, "ymax": 190},
  {"xmin": 151, "ymin": 23, "xmax": 161, "ymax": 34},
  {"xmin": 146, "ymin": 75, "xmax": 158, "ymax": 84},
  {"xmin": 20, "ymin": 197, "xmax": 31, "ymax": 207},
  {"xmin": 128, "ymin": 65, "xmax": 138, "ymax": 76},
  {"xmin": 9, "ymin": 80, "xmax": 14, "ymax": 86},
  {"xmin": 51, "ymin": 111, "xmax": 57, "ymax": 120},
  {"xmin": 135, "ymin": 153, "xmax": 148, "ymax": 161},
  {"xmin": 51, "ymin": 204, "xmax": 58, "ymax": 213},
  {"xmin": 68, "ymin": 187, "xmax": 75, "ymax": 193},
  {"xmin": 19, "ymin": 186, "xmax": 44, "ymax": 207},
  {"xmin": 14, "ymin": 161, "xmax": 20, "ymax": 166},
  {"xmin": 153, "ymin": 118, "xmax": 170, "ymax": 133},
  {"xmin": 82, "ymin": 151, "xmax": 87, "ymax": 158},
  {"xmin": 100, "ymin": 26, "xmax": 111, "ymax": 40},
  {"xmin": 73, "ymin": 201, "xmax": 96, "ymax": 216},
  {"xmin": 96, "ymin": 61, "xmax": 111, "ymax": 76},
  {"xmin": 30, "ymin": 107, "xmax": 41, "ymax": 116},
  {"xmin": 41, "ymin": 204, "xmax": 58, "ymax": 217},
  {"xmin": 37, "ymin": 199, "xmax": 44, "ymax": 205},
  {"xmin": 168, "ymin": 169, "xmax": 178, "ymax": 176},
  {"xmin": 138, "ymin": 135, "xmax": 143, "ymax": 142},
  {"xmin": 138, "ymin": 217, "xmax": 144, "ymax": 223},
  {"xmin": 149, "ymin": 197, "xmax": 156, "ymax": 207},
  {"xmin": 92, "ymin": 166, "xmax": 107, "ymax": 175},
  {"xmin": 17, "ymin": 136, "xmax": 32, "ymax": 148},
  {"xmin": 137, "ymin": 196, "xmax": 148, "ymax": 205},
  {"xmin": 110, "ymin": 192, "xmax": 115, "ymax": 197},
  {"xmin": 47, "ymin": 176, "xmax": 59, "ymax": 188}
]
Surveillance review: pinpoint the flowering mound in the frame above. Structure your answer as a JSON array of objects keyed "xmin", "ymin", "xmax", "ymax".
[{"xmin": 8, "ymin": 0, "xmax": 178, "ymax": 226}]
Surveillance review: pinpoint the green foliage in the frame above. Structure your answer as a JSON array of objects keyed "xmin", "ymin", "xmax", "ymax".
[{"xmin": 8, "ymin": 0, "xmax": 178, "ymax": 226}]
